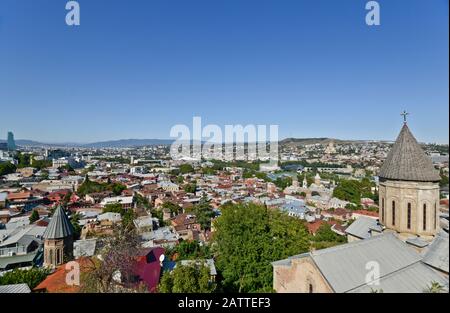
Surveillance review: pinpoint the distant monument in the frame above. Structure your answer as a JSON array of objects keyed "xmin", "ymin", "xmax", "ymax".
[{"xmin": 7, "ymin": 131, "xmax": 16, "ymax": 151}]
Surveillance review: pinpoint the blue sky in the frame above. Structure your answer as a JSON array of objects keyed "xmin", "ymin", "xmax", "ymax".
[{"xmin": 0, "ymin": 0, "xmax": 448, "ymax": 143}]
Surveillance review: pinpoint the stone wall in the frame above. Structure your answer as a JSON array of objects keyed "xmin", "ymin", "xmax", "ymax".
[
  {"xmin": 379, "ymin": 179, "xmax": 439, "ymax": 237},
  {"xmin": 273, "ymin": 256, "xmax": 333, "ymax": 293}
]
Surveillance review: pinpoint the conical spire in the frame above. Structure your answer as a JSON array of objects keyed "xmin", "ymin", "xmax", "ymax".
[
  {"xmin": 43, "ymin": 205, "xmax": 74, "ymax": 239},
  {"xmin": 379, "ymin": 124, "xmax": 440, "ymax": 182}
]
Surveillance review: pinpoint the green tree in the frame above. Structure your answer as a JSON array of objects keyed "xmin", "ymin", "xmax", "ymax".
[
  {"xmin": 179, "ymin": 164, "xmax": 194, "ymax": 174},
  {"xmin": 162, "ymin": 201, "xmax": 182, "ymax": 216},
  {"xmin": 0, "ymin": 267, "xmax": 51, "ymax": 289},
  {"xmin": 186, "ymin": 196, "xmax": 215, "ymax": 230},
  {"xmin": 213, "ymin": 203, "xmax": 309, "ymax": 292},
  {"xmin": 313, "ymin": 224, "xmax": 346, "ymax": 243},
  {"xmin": 332, "ymin": 179, "xmax": 362, "ymax": 204},
  {"xmin": 103, "ymin": 203, "xmax": 136, "ymax": 229},
  {"xmin": 184, "ymin": 183, "xmax": 197, "ymax": 194},
  {"xmin": 71, "ymin": 213, "xmax": 82, "ymax": 240},
  {"xmin": 159, "ymin": 264, "xmax": 216, "ymax": 293},
  {"xmin": 166, "ymin": 240, "xmax": 212, "ymax": 261},
  {"xmin": 29, "ymin": 210, "xmax": 40, "ymax": 224},
  {"xmin": 0, "ymin": 162, "xmax": 16, "ymax": 176}
]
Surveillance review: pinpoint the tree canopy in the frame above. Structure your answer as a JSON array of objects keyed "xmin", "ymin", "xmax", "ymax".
[
  {"xmin": 0, "ymin": 267, "xmax": 50, "ymax": 289},
  {"xmin": 185, "ymin": 196, "xmax": 215, "ymax": 230},
  {"xmin": 159, "ymin": 264, "xmax": 216, "ymax": 293},
  {"xmin": 213, "ymin": 203, "xmax": 309, "ymax": 292}
]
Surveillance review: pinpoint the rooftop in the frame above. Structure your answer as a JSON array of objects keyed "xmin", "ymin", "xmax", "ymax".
[{"xmin": 378, "ymin": 124, "xmax": 440, "ymax": 182}]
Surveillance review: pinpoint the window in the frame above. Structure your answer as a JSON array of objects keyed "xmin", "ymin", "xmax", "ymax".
[
  {"xmin": 392, "ymin": 201, "xmax": 396, "ymax": 226},
  {"xmin": 56, "ymin": 249, "xmax": 61, "ymax": 265},
  {"xmin": 381, "ymin": 198, "xmax": 385, "ymax": 222},
  {"xmin": 407, "ymin": 203, "xmax": 411, "ymax": 229},
  {"xmin": 423, "ymin": 204, "xmax": 427, "ymax": 231},
  {"xmin": 434, "ymin": 203, "xmax": 437, "ymax": 230},
  {"xmin": 309, "ymin": 284, "xmax": 314, "ymax": 293}
]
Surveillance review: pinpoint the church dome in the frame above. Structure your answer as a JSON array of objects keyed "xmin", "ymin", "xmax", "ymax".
[{"xmin": 379, "ymin": 124, "xmax": 440, "ymax": 182}]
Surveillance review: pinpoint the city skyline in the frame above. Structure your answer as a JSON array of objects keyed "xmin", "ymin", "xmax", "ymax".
[{"xmin": 0, "ymin": 0, "xmax": 448, "ymax": 143}]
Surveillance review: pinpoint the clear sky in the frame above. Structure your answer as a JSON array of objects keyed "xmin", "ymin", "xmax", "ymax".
[{"xmin": 0, "ymin": 0, "xmax": 448, "ymax": 143}]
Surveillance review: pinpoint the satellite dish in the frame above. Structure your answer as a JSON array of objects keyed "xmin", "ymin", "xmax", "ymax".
[{"xmin": 159, "ymin": 254, "xmax": 165, "ymax": 263}]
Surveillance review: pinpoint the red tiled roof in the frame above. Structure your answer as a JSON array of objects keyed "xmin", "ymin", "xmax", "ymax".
[
  {"xmin": 353, "ymin": 209, "xmax": 378, "ymax": 217},
  {"xmin": 7, "ymin": 192, "xmax": 32, "ymax": 200},
  {"xmin": 34, "ymin": 258, "xmax": 93, "ymax": 293},
  {"xmin": 306, "ymin": 220, "xmax": 325, "ymax": 234}
]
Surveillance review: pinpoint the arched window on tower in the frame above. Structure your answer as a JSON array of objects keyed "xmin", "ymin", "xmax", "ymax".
[
  {"xmin": 392, "ymin": 201, "xmax": 396, "ymax": 226},
  {"xmin": 56, "ymin": 248, "xmax": 61, "ymax": 265},
  {"xmin": 434, "ymin": 203, "xmax": 437, "ymax": 230},
  {"xmin": 407, "ymin": 203, "xmax": 411, "ymax": 229},
  {"xmin": 381, "ymin": 198, "xmax": 385, "ymax": 222},
  {"xmin": 49, "ymin": 249, "xmax": 53, "ymax": 265},
  {"xmin": 423, "ymin": 204, "xmax": 427, "ymax": 231},
  {"xmin": 309, "ymin": 283, "xmax": 314, "ymax": 293}
]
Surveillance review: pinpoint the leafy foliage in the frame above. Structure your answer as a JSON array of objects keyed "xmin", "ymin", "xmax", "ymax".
[
  {"xmin": 77, "ymin": 176, "xmax": 126, "ymax": 196},
  {"xmin": 71, "ymin": 213, "xmax": 82, "ymax": 240},
  {"xmin": 213, "ymin": 203, "xmax": 309, "ymax": 292},
  {"xmin": 29, "ymin": 210, "xmax": 40, "ymax": 224},
  {"xmin": 0, "ymin": 162, "xmax": 16, "ymax": 176},
  {"xmin": 184, "ymin": 183, "xmax": 197, "ymax": 194},
  {"xmin": 312, "ymin": 224, "xmax": 346, "ymax": 243},
  {"xmin": 179, "ymin": 164, "xmax": 194, "ymax": 174},
  {"xmin": 103, "ymin": 203, "xmax": 136, "ymax": 229},
  {"xmin": 166, "ymin": 240, "xmax": 212, "ymax": 261},
  {"xmin": 0, "ymin": 267, "xmax": 51, "ymax": 289},
  {"xmin": 159, "ymin": 264, "xmax": 216, "ymax": 293},
  {"xmin": 162, "ymin": 201, "xmax": 182, "ymax": 216},
  {"xmin": 332, "ymin": 178, "xmax": 376, "ymax": 205},
  {"xmin": 186, "ymin": 196, "xmax": 215, "ymax": 230}
]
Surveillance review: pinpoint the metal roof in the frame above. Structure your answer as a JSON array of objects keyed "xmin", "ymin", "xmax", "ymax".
[
  {"xmin": 378, "ymin": 124, "xmax": 440, "ymax": 182},
  {"xmin": 345, "ymin": 216, "xmax": 380, "ymax": 239},
  {"xmin": 422, "ymin": 231, "xmax": 449, "ymax": 274},
  {"xmin": 349, "ymin": 262, "xmax": 448, "ymax": 293},
  {"xmin": 0, "ymin": 283, "xmax": 31, "ymax": 293},
  {"xmin": 73, "ymin": 239, "xmax": 97, "ymax": 259},
  {"xmin": 42, "ymin": 206, "xmax": 74, "ymax": 239},
  {"xmin": 310, "ymin": 233, "xmax": 423, "ymax": 293}
]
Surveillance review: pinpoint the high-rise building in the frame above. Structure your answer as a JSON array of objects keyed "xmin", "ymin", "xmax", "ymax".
[{"xmin": 7, "ymin": 131, "xmax": 16, "ymax": 151}]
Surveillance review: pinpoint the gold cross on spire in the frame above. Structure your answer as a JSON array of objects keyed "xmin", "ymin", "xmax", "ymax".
[{"xmin": 401, "ymin": 110, "xmax": 409, "ymax": 124}]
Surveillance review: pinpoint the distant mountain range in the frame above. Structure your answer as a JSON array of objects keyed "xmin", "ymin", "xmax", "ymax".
[
  {"xmin": 0, "ymin": 139, "xmax": 174, "ymax": 148},
  {"xmin": 279, "ymin": 137, "xmax": 391, "ymax": 146},
  {"xmin": 0, "ymin": 137, "xmax": 416, "ymax": 149}
]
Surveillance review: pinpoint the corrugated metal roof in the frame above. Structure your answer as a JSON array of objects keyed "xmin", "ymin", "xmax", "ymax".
[
  {"xmin": 0, "ymin": 283, "xmax": 31, "ymax": 293},
  {"xmin": 42, "ymin": 206, "xmax": 74, "ymax": 239},
  {"xmin": 310, "ymin": 233, "xmax": 422, "ymax": 293},
  {"xmin": 422, "ymin": 231, "xmax": 449, "ymax": 273},
  {"xmin": 73, "ymin": 239, "xmax": 97, "ymax": 259},
  {"xmin": 349, "ymin": 262, "xmax": 448, "ymax": 293},
  {"xmin": 0, "ymin": 252, "xmax": 37, "ymax": 269},
  {"xmin": 378, "ymin": 124, "xmax": 440, "ymax": 182},
  {"xmin": 345, "ymin": 217, "xmax": 379, "ymax": 239}
]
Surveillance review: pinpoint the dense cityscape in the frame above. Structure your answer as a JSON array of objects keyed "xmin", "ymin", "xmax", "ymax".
[{"xmin": 0, "ymin": 122, "xmax": 448, "ymax": 293}]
